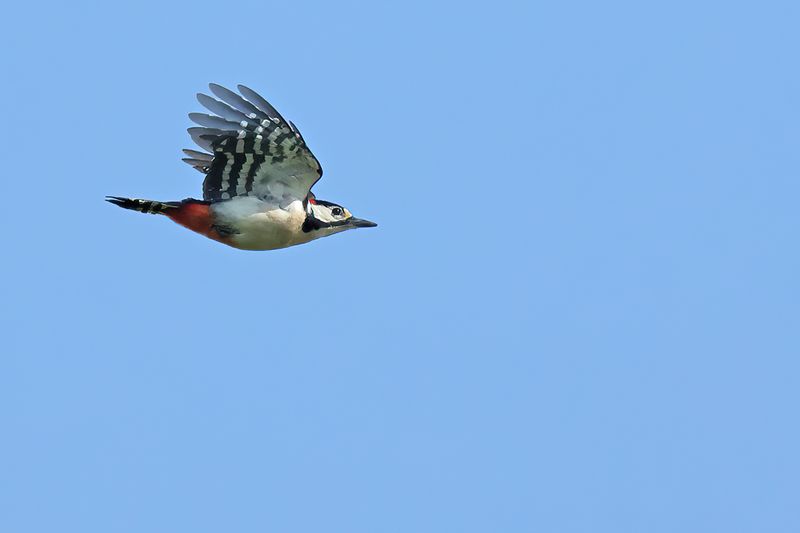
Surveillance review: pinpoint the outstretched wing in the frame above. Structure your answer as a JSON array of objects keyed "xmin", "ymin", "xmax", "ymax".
[{"xmin": 184, "ymin": 84, "xmax": 323, "ymax": 203}]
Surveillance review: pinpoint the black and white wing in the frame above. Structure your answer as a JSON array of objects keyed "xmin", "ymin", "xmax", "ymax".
[{"xmin": 183, "ymin": 84, "xmax": 323, "ymax": 203}]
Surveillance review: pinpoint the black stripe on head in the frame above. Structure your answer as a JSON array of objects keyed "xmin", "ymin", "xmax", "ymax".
[
  {"xmin": 301, "ymin": 213, "xmax": 352, "ymax": 233},
  {"xmin": 302, "ymin": 214, "xmax": 325, "ymax": 233},
  {"xmin": 312, "ymin": 199, "xmax": 341, "ymax": 208}
]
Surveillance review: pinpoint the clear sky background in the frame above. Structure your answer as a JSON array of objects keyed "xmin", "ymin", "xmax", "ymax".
[{"xmin": 2, "ymin": 1, "xmax": 799, "ymax": 531}]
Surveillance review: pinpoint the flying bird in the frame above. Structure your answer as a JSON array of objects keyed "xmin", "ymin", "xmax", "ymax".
[{"xmin": 107, "ymin": 84, "xmax": 376, "ymax": 250}]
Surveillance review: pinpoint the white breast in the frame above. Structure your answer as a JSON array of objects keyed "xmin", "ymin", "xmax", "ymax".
[{"xmin": 211, "ymin": 197, "xmax": 313, "ymax": 250}]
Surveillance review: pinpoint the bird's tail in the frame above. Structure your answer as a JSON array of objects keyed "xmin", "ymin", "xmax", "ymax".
[{"xmin": 105, "ymin": 196, "xmax": 180, "ymax": 215}]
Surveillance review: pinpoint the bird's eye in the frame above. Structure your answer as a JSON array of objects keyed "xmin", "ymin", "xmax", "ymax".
[{"xmin": 331, "ymin": 207, "xmax": 343, "ymax": 216}]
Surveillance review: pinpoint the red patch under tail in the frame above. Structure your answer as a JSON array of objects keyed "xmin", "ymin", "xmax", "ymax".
[{"xmin": 166, "ymin": 200, "xmax": 229, "ymax": 245}]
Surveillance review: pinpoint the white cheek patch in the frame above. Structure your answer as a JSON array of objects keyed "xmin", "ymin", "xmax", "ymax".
[{"xmin": 311, "ymin": 205, "xmax": 336, "ymax": 223}]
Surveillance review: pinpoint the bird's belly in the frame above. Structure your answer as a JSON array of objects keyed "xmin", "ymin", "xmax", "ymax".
[{"xmin": 227, "ymin": 210, "xmax": 309, "ymax": 251}]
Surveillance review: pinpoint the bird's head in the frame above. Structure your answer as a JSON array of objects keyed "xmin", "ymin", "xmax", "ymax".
[{"xmin": 302, "ymin": 197, "xmax": 377, "ymax": 237}]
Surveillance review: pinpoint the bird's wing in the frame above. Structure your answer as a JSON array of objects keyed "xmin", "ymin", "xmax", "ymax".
[{"xmin": 184, "ymin": 84, "xmax": 323, "ymax": 203}]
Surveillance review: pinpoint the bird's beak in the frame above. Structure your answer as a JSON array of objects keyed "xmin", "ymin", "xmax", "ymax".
[{"xmin": 348, "ymin": 217, "xmax": 377, "ymax": 228}]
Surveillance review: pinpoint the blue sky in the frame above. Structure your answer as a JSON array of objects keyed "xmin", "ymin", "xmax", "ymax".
[{"xmin": 2, "ymin": 1, "xmax": 799, "ymax": 531}]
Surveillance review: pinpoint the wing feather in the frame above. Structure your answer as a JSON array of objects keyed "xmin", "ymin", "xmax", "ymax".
[
  {"xmin": 189, "ymin": 112, "xmax": 248, "ymax": 131},
  {"xmin": 182, "ymin": 149, "xmax": 213, "ymax": 161},
  {"xmin": 238, "ymin": 84, "xmax": 289, "ymax": 124},
  {"xmin": 183, "ymin": 84, "xmax": 323, "ymax": 203},
  {"xmin": 209, "ymin": 83, "xmax": 265, "ymax": 118},
  {"xmin": 197, "ymin": 93, "xmax": 260, "ymax": 123}
]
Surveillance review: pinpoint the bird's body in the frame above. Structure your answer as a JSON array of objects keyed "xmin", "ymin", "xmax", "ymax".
[
  {"xmin": 108, "ymin": 84, "xmax": 376, "ymax": 250},
  {"xmin": 214, "ymin": 197, "xmax": 308, "ymax": 250}
]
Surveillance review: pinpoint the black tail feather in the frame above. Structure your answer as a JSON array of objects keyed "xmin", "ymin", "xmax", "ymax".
[{"xmin": 106, "ymin": 196, "xmax": 179, "ymax": 215}]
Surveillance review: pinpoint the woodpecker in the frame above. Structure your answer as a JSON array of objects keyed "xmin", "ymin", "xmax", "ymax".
[{"xmin": 107, "ymin": 84, "xmax": 376, "ymax": 250}]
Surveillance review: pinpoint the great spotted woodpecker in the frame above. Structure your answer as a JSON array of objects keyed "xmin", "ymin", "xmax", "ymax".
[{"xmin": 107, "ymin": 84, "xmax": 376, "ymax": 250}]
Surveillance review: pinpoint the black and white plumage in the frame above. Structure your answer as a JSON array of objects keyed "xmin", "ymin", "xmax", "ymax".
[
  {"xmin": 187, "ymin": 83, "xmax": 323, "ymax": 205},
  {"xmin": 107, "ymin": 84, "xmax": 376, "ymax": 251}
]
